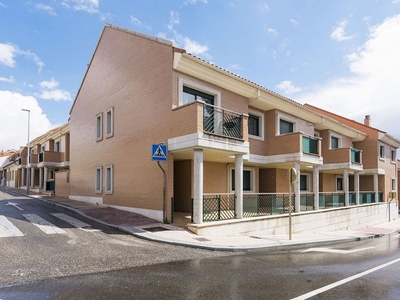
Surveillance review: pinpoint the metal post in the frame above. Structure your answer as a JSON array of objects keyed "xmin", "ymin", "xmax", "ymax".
[
  {"xmin": 157, "ymin": 161, "xmax": 166, "ymax": 223},
  {"xmin": 22, "ymin": 109, "xmax": 30, "ymax": 194}
]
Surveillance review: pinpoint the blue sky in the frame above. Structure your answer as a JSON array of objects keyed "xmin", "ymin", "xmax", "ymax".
[{"xmin": 1, "ymin": 0, "xmax": 400, "ymax": 151}]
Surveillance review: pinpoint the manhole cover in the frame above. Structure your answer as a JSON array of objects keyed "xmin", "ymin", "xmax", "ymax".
[{"xmin": 143, "ymin": 226, "xmax": 170, "ymax": 232}]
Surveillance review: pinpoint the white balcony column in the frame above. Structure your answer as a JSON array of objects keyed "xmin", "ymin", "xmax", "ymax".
[
  {"xmin": 343, "ymin": 169, "xmax": 349, "ymax": 206},
  {"xmin": 294, "ymin": 162, "xmax": 301, "ymax": 212},
  {"xmin": 313, "ymin": 166, "xmax": 320, "ymax": 210},
  {"xmin": 21, "ymin": 168, "xmax": 25, "ymax": 187},
  {"xmin": 374, "ymin": 173, "xmax": 379, "ymax": 202},
  {"xmin": 39, "ymin": 168, "xmax": 43, "ymax": 189},
  {"xmin": 43, "ymin": 167, "xmax": 48, "ymax": 191},
  {"xmin": 355, "ymin": 172, "xmax": 360, "ymax": 205},
  {"xmin": 235, "ymin": 154, "xmax": 243, "ymax": 219},
  {"xmin": 193, "ymin": 148, "xmax": 203, "ymax": 224},
  {"xmin": 30, "ymin": 167, "xmax": 35, "ymax": 188}
]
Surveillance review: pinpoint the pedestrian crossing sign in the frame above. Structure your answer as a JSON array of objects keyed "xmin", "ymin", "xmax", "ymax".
[{"xmin": 152, "ymin": 144, "xmax": 167, "ymax": 161}]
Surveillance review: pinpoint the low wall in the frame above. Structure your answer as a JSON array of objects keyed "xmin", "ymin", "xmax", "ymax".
[
  {"xmin": 54, "ymin": 170, "xmax": 70, "ymax": 199},
  {"xmin": 187, "ymin": 202, "xmax": 399, "ymax": 236}
]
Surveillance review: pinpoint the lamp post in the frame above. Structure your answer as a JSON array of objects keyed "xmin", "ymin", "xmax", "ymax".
[{"xmin": 22, "ymin": 109, "xmax": 30, "ymax": 194}]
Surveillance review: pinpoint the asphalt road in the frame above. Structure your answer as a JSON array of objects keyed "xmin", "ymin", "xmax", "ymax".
[
  {"xmin": 1, "ymin": 190, "xmax": 400, "ymax": 300},
  {"xmin": 0, "ymin": 190, "xmax": 233, "ymax": 287}
]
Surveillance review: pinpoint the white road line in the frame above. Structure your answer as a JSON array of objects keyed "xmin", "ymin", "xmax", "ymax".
[
  {"xmin": 22, "ymin": 214, "xmax": 66, "ymax": 235},
  {"xmin": 291, "ymin": 257, "xmax": 400, "ymax": 300},
  {"xmin": 5, "ymin": 202, "xmax": 23, "ymax": 211},
  {"xmin": 302, "ymin": 246, "xmax": 375, "ymax": 254},
  {"xmin": 0, "ymin": 216, "xmax": 24, "ymax": 237},
  {"xmin": 51, "ymin": 213, "xmax": 99, "ymax": 232}
]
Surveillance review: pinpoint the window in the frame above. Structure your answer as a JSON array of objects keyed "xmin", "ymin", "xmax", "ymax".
[
  {"xmin": 279, "ymin": 119, "xmax": 294, "ymax": 135},
  {"xmin": 391, "ymin": 178, "xmax": 396, "ymax": 191},
  {"xmin": 55, "ymin": 141, "xmax": 60, "ymax": 152},
  {"xmin": 336, "ymin": 177, "xmax": 343, "ymax": 191},
  {"xmin": 379, "ymin": 145, "xmax": 385, "ymax": 159},
  {"xmin": 300, "ymin": 174, "xmax": 309, "ymax": 191},
  {"xmin": 96, "ymin": 113, "xmax": 103, "ymax": 141},
  {"xmin": 182, "ymin": 86, "xmax": 214, "ymax": 105},
  {"xmin": 41, "ymin": 146, "xmax": 45, "ymax": 152},
  {"xmin": 230, "ymin": 168, "xmax": 254, "ymax": 192},
  {"xmin": 178, "ymin": 77, "xmax": 221, "ymax": 107},
  {"xmin": 95, "ymin": 166, "xmax": 102, "ymax": 193},
  {"xmin": 106, "ymin": 107, "xmax": 114, "ymax": 138},
  {"xmin": 391, "ymin": 149, "xmax": 396, "ymax": 162},
  {"xmin": 248, "ymin": 109, "xmax": 264, "ymax": 140},
  {"xmin": 105, "ymin": 165, "xmax": 113, "ymax": 194},
  {"xmin": 331, "ymin": 136, "xmax": 339, "ymax": 149}
]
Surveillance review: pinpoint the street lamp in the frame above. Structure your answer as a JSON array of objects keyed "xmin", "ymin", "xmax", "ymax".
[{"xmin": 22, "ymin": 109, "xmax": 30, "ymax": 194}]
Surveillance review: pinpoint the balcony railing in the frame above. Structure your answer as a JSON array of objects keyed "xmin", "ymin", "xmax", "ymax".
[
  {"xmin": 203, "ymin": 103, "xmax": 242, "ymax": 139},
  {"xmin": 351, "ymin": 148, "xmax": 361, "ymax": 164},
  {"xmin": 202, "ymin": 194, "xmax": 235, "ymax": 222},
  {"xmin": 319, "ymin": 193, "xmax": 345, "ymax": 209},
  {"xmin": 302, "ymin": 135, "xmax": 319, "ymax": 155},
  {"xmin": 38, "ymin": 151, "xmax": 64, "ymax": 164},
  {"xmin": 242, "ymin": 193, "xmax": 295, "ymax": 218}
]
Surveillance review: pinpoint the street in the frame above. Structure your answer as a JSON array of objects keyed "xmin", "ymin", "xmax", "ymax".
[{"xmin": 1, "ymin": 190, "xmax": 400, "ymax": 299}]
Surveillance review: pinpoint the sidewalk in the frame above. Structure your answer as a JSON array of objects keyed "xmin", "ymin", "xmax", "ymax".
[{"xmin": 2, "ymin": 187, "xmax": 400, "ymax": 252}]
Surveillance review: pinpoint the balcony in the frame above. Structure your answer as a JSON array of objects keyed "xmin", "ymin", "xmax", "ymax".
[
  {"xmin": 38, "ymin": 151, "xmax": 65, "ymax": 164},
  {"xmin": 203, "ymin": 103, "xmax": 243, "ymax": 139},
  {"xmin": 266, "ymin": 132, "xmax": 321, "ymax": 160},
  {"xmin": 322, "ymin": 147, "xmax": 362, "ymax": 168}
]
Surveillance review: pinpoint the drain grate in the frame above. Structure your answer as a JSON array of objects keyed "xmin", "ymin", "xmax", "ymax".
[
  {"xmin": 194, "ymin": 237, "xmax": 210, "ymax": 242},
  {"xmin": 143, "ymin": 226, "xmax": 170, "ymax": 232}
]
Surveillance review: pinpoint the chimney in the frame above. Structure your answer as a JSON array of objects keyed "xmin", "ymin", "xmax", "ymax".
[{"xmin": 364, "ymin": 115, "xmax": 371, "ymax": 127}]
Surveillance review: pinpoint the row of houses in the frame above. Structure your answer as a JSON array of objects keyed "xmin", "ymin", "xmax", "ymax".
[{"xmin": 1, "ymin": 24, "xmax": 399, "ymax": 236}]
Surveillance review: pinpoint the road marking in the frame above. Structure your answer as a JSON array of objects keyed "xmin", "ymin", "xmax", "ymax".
[
  {"xmin": 302, "ymin": 246, "xmax": 375, "ymax": 254},
  {"xmin": 5, "ymin": 202, "xmax": 23, "ymax": 211},
  {"xmin": 0, "ymin": 216, "xmax": 24, "ymax": 237},
  {"xmin": 51, "ymin": 213, "xmax": 99, "ymax": 232},
  {"xmin": 22, "ymin": 214, "xmax": 66, "ymax": 234},
  {"xmin": 291, "ymin": 256, "xmax": 400, "ymax": 300}
]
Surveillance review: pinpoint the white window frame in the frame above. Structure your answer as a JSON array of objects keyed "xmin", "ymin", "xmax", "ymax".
[
  {"xmin": 391, "ymin": 178, "xmax": 396, "ymax": 191},
  {"xmin": 277, "ymin": 112, "xmax": 297, "ymax": 136},
  {"xmin": 336, "ymin": 176, "xmax": 344, "ymax": 191},
  {"xmin": 105, "ymin": 107, "xmax": 114, "ymax": 138},
  {"xmin": 178, "ymin": 77, "xmax": 221, "ymax": 107},
  {"xmin": 330, "ymin": 133, "xmax": 342, "ymax": 149},
  {"xmin": 95, "ymin": 166, "xmax": 102, "ymax": 193},
  {"xmin": 390, "ymin": 148, "xmax": 396, "ymax": 163},
  {"xmin": 105, "ymin": 164, "xmax": 113, "ymax": 194},
  {"xmin": 379, "ymin": 144, "xmax": 385, "ymax": 160},
  {"xmin": 248, "ymin": 109, "xmax": 264, "ymax": 141},
  {"xmin": 96, "ymin": 112, "xmax": 103, "ymax": 141},
  {"xmin": 228, "ymin": 166, "xmax": 256, "ymax": 193},
  {"xmin": 300, "ymin": 174, "xmax": 310, "ymax": 191}
]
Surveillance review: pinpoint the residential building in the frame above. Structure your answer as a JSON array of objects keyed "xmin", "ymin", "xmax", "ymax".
[
  {"xmin": 4, "ymin": 124, "xmax": 70, "ymax": 193},
  {"xmin": 67, "ymin": 24, "xmax": 398, "ymax": 236}
]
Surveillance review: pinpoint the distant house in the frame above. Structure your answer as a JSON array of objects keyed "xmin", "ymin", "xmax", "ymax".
[
  {"xmin": 4, "ymin": 124, "xmax": 70, "ymax": 193},
  {"xmin": 67, "ymin": 24, "xmax": 398, "ymax": 236}
]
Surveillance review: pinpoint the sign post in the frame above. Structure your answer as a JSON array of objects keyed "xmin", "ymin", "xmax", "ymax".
[
  {"xmin": 152, "ymin": 144, "xmax": 167, "ymax": 223},
  {"xmin": 288, "ymin": 167, "xmax": 297, "ymax": 240}
]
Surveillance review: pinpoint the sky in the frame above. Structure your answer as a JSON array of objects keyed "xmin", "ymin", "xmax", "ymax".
[{"xmin": 1, "ymin": 0, "xmax": 400, "ymax": 152}]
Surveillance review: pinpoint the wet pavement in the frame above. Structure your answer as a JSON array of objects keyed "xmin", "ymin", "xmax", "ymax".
[{"xmin": 2, "ymin": 187, "xmax": 400, "ymax": 251}]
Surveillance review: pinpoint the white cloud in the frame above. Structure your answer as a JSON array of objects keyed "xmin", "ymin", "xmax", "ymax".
[
  {"xmin": 40, "ymin": 78, "xmax": 59, "ymax": 89},
  {"xmin": 168, "ymin": 11, "xmax": 179, "ymax": 30},
  {"xmin": 38, "ymin": 77, "xmax": 72, "ymax": 101},
  {"xmin": 267, "ymin": 27, "xmax": 278, "ymax": 35},
  {"xmin": 290, "ymin": 19, "xmax": 298, "ymax": 26},
  {"xmin": 183, "ymin": 37, "xmax": 208, "ymax": 55},
  {"xmin": 35, "ymin": 3, "xmax": 57, "ymax": 15},
  {"xmin": 0, "ymin": 43, "xmax": 44, "ymax": 73},
  {"xmin": 331, "ymin": 20, "xmax": 354, "ymax": 41},
  {"xmin": 276, "ymin": 81, "xmax": 302, "ymax": 94},
  {"xmin": 296, "ymin": 14, "xmax": 400, "ymax": 138},
  {"xmin": 130, "ymin": 16, "xmax": 151, "ymax": 30},
  {"xmin": 0, "ymin": 76, "xmax": 14, "ymax": 83},
  {"xmin": 38, "ymin": 89, "xmax": 72, "ymax": 101},
  {"xmin": 0, "ymin": 91, "xmax": 52, "ymax": 151},
  {"xmin": 260, "ymin": 3, "xmax": 270, "ymax": 12},
  {"xmin": 0, "ymin": 43, "xmax": 16, "ymax": 67},
  {"xmin": 184, "ymin": 0, "xmax": 208, "ymax": 5}
]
